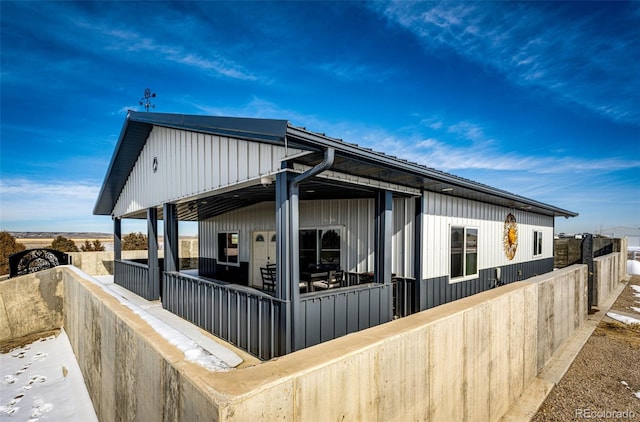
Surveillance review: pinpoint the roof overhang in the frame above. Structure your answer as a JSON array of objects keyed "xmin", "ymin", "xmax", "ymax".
[
  {"xmin": 93, "ymin": 111, "xmax": 288, "ymax": 216},
  {"xmin": 285, "ymin": 126, "xmax": 578, "ymax": 218},
  {"xmin": 94, "ymin": 112, "xmax": 578, "ymax": 220}
]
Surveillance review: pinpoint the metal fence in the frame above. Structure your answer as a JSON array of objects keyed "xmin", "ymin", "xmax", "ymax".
[
  {"xmin": 298, "ymin": 283, "xmax": 394, "ymax": 350},
  {"xmin": 115, "ymin": 259, "xmax": 152, "ymax": 300},
  {"xmin": 162, "ymin": 271, "xmax": 286, "ymax": 360}
]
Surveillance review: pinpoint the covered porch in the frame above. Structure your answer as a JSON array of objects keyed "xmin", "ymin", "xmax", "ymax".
[{"xmin": 111, "ymin": 147, "xmax": 421, "ymax": 360}]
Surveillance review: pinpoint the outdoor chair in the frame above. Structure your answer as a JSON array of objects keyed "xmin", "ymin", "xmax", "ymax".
[
  {"xmin": 260, "ymin": 266, "xmax": 276, "ymax": 292},
  {"xmin": 312, "ymin": 270, "xmax": 344, "ymax": 290}
]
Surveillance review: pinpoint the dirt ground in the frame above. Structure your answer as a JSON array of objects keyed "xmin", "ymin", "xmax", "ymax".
[{"xmin": 533, "ymin": 275, "xmax": 640, "ymax": 421}]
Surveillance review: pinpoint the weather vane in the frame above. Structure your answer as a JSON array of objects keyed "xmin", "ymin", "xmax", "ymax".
[{"xmin": 139, "ymin": 88, "xmax": 156, "ymax": 111}]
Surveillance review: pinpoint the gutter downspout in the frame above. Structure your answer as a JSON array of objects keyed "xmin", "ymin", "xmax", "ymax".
[{"xmin": 288, "ymin": 147, "xmax": 335, "ymax": 351}]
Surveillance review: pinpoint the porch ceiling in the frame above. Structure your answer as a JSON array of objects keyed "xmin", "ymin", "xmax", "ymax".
[{"xmin": 126, "ymin": 175, "xmax": 385, "ymax": 222}]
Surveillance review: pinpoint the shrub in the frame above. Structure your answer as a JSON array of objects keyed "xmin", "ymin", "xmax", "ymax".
[
  {"xmin": 49, "ymin": 235, "xmax": 79, "ymax": 252},
  {"xmin": 0, "ymin": 231, "xmax": 26, "ymax": 275},
  {"xmin": 80, "ymin": 239, "xmax": 106, "ymax": 252},
  {"xmin": 122, "ymin": 232, "xmax": 148, "ymax": 250}
]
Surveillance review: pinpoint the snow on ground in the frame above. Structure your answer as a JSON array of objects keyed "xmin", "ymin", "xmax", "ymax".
[
  {"xmin": 628, "ymin": 259, "xmax": 640, "ymax": 276},
  {"xmin": 0, "ymin": 330, "xmax": 98, "ymax": 421},
  {"xmin": 607, "ymin": 311, "xmax": 640, "ymax": 325},
  {"xmin": 606, "ymin": 283, "xmax": 640, "ymax": 326}
]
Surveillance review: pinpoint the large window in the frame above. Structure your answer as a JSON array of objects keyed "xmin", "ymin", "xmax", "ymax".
[
  {"xmin": 450, "ymin": 226, "xmax": 478, "ymax": 280},
  {"xmin": 299, "ymin": 228, "xmax": 341, "ymax": 271},
  {"xmin": 218, "ymin": 232, "xmax": 239, "ymax": 265},
  {"xmin": 533, "ymin": 230, "xmax": 543, "ymax": 256}
]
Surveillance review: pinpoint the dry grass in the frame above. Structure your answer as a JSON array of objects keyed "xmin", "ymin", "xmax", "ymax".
[{"xmin": 533, "ymin": 276, "xmax": 640, "ymax": 421}]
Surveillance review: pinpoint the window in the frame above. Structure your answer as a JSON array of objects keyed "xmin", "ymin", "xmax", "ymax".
[
  {"xmin": 299, "ymin": 228, "xmax": 341, "ymax": 271},
  {"xmin": 218, "ymin": 232, "xmax": 239, "ymax": 265},
  {"xmin": 450, "ymin": 226, "xmax": 478, "ymax": 280},
  {"xmin": 533, "ymin": 230, "xmax": 543, "ymax": 256}
]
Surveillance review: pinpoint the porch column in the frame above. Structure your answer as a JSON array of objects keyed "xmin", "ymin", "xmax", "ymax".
[
  {"xmin": 413, "ymin": 194, "xmax": 426, "ymax": 312},
  {"xmin": 374, "ymin": 190, "xmax": 393, "ymax": 284},
  {"xmin": 114, "ymin": 217, "xmax": 121, "ymax": 262},
  {"xmin": 275, "ymin": 170, "xmax": 296, "ymax": 354},
  {"xmin": 147, "ymin": 207, "xmax": 160, "ymax": 300},
  {"xmin": 164, "ymin": 203, "xmax": 179, "ymax": 273}
]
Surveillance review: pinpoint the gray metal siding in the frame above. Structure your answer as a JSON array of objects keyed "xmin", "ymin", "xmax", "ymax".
[
  {"xmin": 298, "ymin": 283, "xmax": 393, "ymax": 349},
  {"xmin": 113, "ymin": 127, "xmax": 302, "ymax": 217},
  {"xmin": 419, "ymin": 257, "xmax": 554, "ymax": 309}
]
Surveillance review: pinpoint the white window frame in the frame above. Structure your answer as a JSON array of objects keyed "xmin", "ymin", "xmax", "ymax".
[
  {"xmin": 533, "ymin": 230, "xmax": 543, "ymax": 257},
  {"xmin": 217, "ymin": 231, "xmax": 240, "ymax": 266},
  {"xmin": 449, "ymin": 225, "xmax": 479, "ymax": 283}
]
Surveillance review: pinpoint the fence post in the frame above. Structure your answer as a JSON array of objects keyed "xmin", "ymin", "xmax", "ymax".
[{"xmin": 581, "ymin": 234, "xmax": 594, "ymax": 311}]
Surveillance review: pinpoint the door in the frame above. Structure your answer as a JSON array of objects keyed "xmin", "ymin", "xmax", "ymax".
[{"xmin": 252, "ymin": 231, "xmax": 276, "ymax": 287}]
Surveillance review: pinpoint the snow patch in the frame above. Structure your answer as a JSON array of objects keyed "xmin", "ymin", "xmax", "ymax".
[
  {"xmin": 0, "ymin": 330, "xmax": 97, "ymax": 422},
  {"xmin": 628, "ymin": 260, "xmax": 640, "ymax": 275},
  {"xmin": 607, "ymin": 311, "xmax": 640, "ymax": 325},
  {"xmin": 67, "ymin": 267, "xmax": 235, "ymax": 372},
  {"xmin": 621, "ymin": 381, "xmax": 640, "ymax": 400}
]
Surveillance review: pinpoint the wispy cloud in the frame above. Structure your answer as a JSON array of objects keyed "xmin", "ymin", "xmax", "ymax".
[
  {"xmin": 372, "ymin": 2, "xmax": 640, "ymax": 124},
  {"xmin": 317, "ymin": 61, "xmax": 393, "ymax": 83},
  {"xmin": 0, "ymin": 179, "xmax": 100, "ymax": 224},
  {"xmin": 71, "ymin": 18, "xmax": 259, "ymax": 82}
]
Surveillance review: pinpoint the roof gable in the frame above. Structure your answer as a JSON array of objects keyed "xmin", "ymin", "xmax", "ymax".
[{"xmin": 94, "ymin": 111, "xmax": 578, "ymax": 219}]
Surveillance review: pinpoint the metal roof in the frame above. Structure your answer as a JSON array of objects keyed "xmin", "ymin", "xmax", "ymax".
[{"xmin": 94, "ymin": 111, "xmax": 578, "ymax": 219}]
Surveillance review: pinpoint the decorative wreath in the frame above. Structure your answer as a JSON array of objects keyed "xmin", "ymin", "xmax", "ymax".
[{"xmin": 503, "ymin": 213, "xmax": 518, "ymax": 260}]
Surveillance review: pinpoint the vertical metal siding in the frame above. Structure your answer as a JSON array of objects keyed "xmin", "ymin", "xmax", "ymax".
[
  {"xmin": 199, "ymin": 198, "xmax": 413, "ymax": 276},
  {"xmin": 113, "ymin": 127, "xmax": 301, "ymax": 217},
  {"xmin": 422, "ymin": 191, "xmax": 555, "ymax": 280}
]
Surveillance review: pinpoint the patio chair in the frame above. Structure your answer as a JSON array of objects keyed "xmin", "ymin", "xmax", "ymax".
[
  {"xmin": 312, "ymin": 270, "xmax": 344, "ymax": 290},
  {"xmin": 260, "ymin": 266, "xmax": 276, "ymax": 292}
]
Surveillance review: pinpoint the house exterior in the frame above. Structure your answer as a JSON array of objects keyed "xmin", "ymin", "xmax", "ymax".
[{"xmin": 94, "ymin": 111, "xmax": 577, "ymax": 359}]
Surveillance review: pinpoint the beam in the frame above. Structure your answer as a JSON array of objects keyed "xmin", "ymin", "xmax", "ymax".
[{"xmin": 164, "ymin": 203, "xmax": 179, "ymax": 273}]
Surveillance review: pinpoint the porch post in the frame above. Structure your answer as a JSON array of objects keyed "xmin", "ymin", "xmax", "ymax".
[
  {"xmin": 275, "ymin": 170, "xmax": 295, "ymax": 355},
  {"xmin": 374, "ymin": 190, "xmax": 393, "ymax": 284},
  {"xmin": 413, "ymin": 194, "xmax": 425, "ymax": 312},
  {"xmin": 164, "ymin": 203, "xmax": 179, "ymax": 273},
  {"xmin": 114, "ymin": 217, "xmax": 121, "ymax": 262},
  {"xmin": 147, "ymin": 207, "xmax": 160, "ymax": 300}
]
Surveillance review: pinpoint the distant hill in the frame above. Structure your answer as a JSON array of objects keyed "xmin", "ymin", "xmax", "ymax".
[{"xmin": 9, "ymin": 232, "xmax": 113, "ymax": 239}]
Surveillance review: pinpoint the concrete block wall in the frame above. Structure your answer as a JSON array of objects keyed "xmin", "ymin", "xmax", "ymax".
[
  {"xmin": 0, "ymin": 270, "xmax": 64, "ymax": 346},
  {"xmin": 68, "ymin": 239, "xmax": 198, "ymax": 276},
  {"xmin": 209, "ymin": 266, "xmax": 586, "ymax": 421},
  {"xmin": 533, "ymin": 265, "xmax": 587, "ymax": 372},
  {"xmin": 61, "ymin": 267, "xmax": 220, "ymax": 421},
  {"xmin": 0, "ymin": 254, "xmax": 623, "ymax": 421},
  {"xmin": 594, "ymin": 252, "xmax": 622, "ymax": 307},
  {"xmin": 68, "ymin": 250, "xmax": 151, "ymax": 276}
]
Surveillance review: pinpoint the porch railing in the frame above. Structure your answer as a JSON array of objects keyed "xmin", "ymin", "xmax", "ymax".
[
  {"xmin": 298, "ymin": 282, "xmax": 394, "ymax": 350},
  {"xmin": 115, "ymin": 259, "xmax": 152, "ymax": 300},
  {"xmin": 162, "ymin": 272, "xmax": 286, "ymax": 360}
]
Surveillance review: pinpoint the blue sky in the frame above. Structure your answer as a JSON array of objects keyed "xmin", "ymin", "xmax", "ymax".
[{"xmin": 1, "ymin": 1, "xmax": 638, "ymax": 236}]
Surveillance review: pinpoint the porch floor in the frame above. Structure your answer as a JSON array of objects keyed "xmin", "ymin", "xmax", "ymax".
[{"xmin": 93, "ymin": 275, "xmax": 260, "ymax": 368}]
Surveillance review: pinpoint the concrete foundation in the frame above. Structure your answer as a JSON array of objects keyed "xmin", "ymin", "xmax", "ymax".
[{"xmin": 0, "ymin": 251, "xmax": 625, "ymax": 421}]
